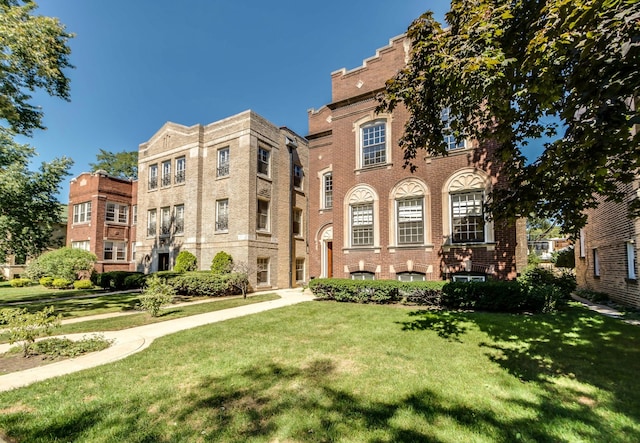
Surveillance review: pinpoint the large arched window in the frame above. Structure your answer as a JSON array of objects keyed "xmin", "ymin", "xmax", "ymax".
[
  {"xmin": 442, "ymin": 169, "xmax": 494, "ymax": 244},
  {"xmin": 344, "ymin": 185, "xmax": 379, "ymax": 248},
  {"xmin": 389, "ymin": 178, "xmax": 430, "ymax": 246},
  {"xmin": 353, "ymin": 114, "xmax": 392, "ymax": 170}
]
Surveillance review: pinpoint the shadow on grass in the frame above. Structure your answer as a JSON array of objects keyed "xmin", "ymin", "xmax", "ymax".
[{"xmin": 397, "ymin": 310, "xmax": 468, "ymax": 341}]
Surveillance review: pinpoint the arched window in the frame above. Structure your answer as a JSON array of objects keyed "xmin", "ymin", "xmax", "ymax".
[
  {"xmin": 351, "ymin": 271, "xmax": 375, "ymax": 280},
  {"xmin": 354, "ymin": 114, "xmax": 392, "ymax": 170},
  {"xmin": 397, "ymin": 272, "xmax": 426, "ymax": 282},
  {"xmin": 345, "ymin": 185, "xmax": 379, "ymax": 248},
  {"xmin": 390, "ymin": 178, "xmax": 430, "ymax": 246}
]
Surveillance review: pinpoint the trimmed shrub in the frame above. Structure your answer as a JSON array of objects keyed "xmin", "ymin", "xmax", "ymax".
[
  {"xmin": 211, "ymin": 251, "xmax": 233, "ymax": 274},
  {"xmin": 52, "ymin": 278, "xmax": 73, "ymax": 289},
  {"xmin": 95, "ymin": 271, "xmax": 146, "ymax": 291},
  {"xmin": 441, "ymin": 281, "xmax": 525, "ymax": 312},
  {"xmin": 309, "ymin": 278, "xmax": 446, "ymax": 305},
  {"xmin": 174, "ymin": 250, "xmax": 197, "ymax": 273},
  {"xmin": 517, "ymin": 266, "xmax": 576, "ymax": 298},
  {"xmin": 73, "ymin": 279, "xmax": 93, "ymax": 290},
  {"xmin": 9, "ymin": 278, "xmax": 32, "ymax": 288},
  {"xmin": 39, "ymin": 276, "xmax": 55, "ymax": 288},
  {"xmin": 168, "ymin": 271, "xmax": 236, "ymax": 297},
  {"xmin": 25, "ymin": 247, "xmax": 96, "ymax": 281}
]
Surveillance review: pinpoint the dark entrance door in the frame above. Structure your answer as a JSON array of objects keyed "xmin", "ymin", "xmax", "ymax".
[
  {"xmin": 327, "ymin": 241, "xmax": 333, "ymax": 278},
  {"xmin": 159, "ymin": 253, "xmax": 170, "ymax": 271}
]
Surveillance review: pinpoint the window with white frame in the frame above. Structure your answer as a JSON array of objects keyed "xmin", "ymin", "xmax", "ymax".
[
  {"xmin": 132, "ymin": 205, "xmax": 137, "ymax": 225},
  {"xmin": 257, "ymin": 199, "xmax": 269, "ymax": 231},
  {"xmin": 71, "ymin": 240, "xmax": 90, "ymax": 251},
  {"xmin": 397, "ymin": 272, "xmax": 426, "ymax": 282},
  {"xmin": 104, "ymin": 241, "xmax": 126, "ymax": 261},
  {"xmin": 593, "ymin": 248, "xmax": 600, "ymax": 277},
  {"xmin": 147, "ymin": 209, "xmax": 157, "ymax": 237},
  {"xmin": 351, "ymin": 271, "xmax": 375, "ymax": 280},
  {"xmin": 293, "ymin": 208, "xmax": 302, "ymax": 236},
  {"xmin": 323, "ymin": 172, "xmax": 333, "ymax": 209},
  {"xmin": 161, "ymin": 160, "xmax": 171, "ymax": 187},
  {"xmin": 451, "ymin": 191, "xmax": 485, "ymax": 243},
  {"xmin": 442, "ymin": 107, "xmax": 465, "ymax": 151},
  {"xmin": 216, "ymin": 199, "xmax": 229, "ymax": 231},
  {"xmin": 351, "ymin": 203, "xmax": 374, "ymax": 246},
  {"xmin": 627, "ymin": 242, "xmax": 637, "ymax": 280},
  {"xmin": 293, "ymin": 164, "xmax": 303, "ymax": 189},
  {"xmin": 452, "ymin": 274, "xmax": 486, "ymax": 282},
  {"xmin": 361, "ymin": 120, "xmax": 386, "ymax": 167},
  {"xmin": 397, "ymin": 197, "xmax": 424, "ymax": 244},
  {"xmin": 174, "ymin": 204, "xmax": 184, "ymax": 235},
  {"xmin": 131, "ymin": 243, "xmax": 136, "ymax": 261},
  {"xmin": 106, "ymin": 202, "xmax": 128, "ymax": 224},
  {"xmin": 73, "ymin": 202, "xmax": 91, "ymax": 224},
  {"xmin": 217, "ymin": 147, "xmax": 229, "ymax": 177},
  {"xmin": 148, "ymin": 164, "xmax": 158, "ymax": 190},
  {"xmin": 295, "ymin": 258, "xmax": 305, "ymax": 282},
  {"xmin": 257, "ymin": 147, "xmax": 270, "ymax": 176},
  {"xmin": 579, "ymin": 229, "xmax": 586, "ymax": 257},
  {"xmin": 257, "ymin": 257, "xmax": 269, "ymax": 285},
  {"xmin": 175, "ymin": 157, "xmax": 186, "ymax": 184},
  {"xmin": 160, "ymin": 207, "xmax": 171, "ymax": 236}
]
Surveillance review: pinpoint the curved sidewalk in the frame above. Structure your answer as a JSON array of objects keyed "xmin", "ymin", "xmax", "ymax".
[{"xmin": 0, "ymin": 289, "xmax": 314, "ymax": 392}]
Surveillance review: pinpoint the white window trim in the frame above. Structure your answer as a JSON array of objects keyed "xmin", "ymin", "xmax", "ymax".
[
  {"xmin": 354, "ymin": 114, "xmax": 392, "ymax": 171},
  {"xmin": 317, "ymin": 166, "xmax": 333, "ymax": 210},
  {"xmin": 104, "ymin": 241, "xmax": 127, "ymax": 262},
  {"xmin": 593, "ymin": 248, "xmax": 600, "ymax": 277},
  {"xmin": 73, "ymin": 202, "xmax": 92, "ymax": 224},
  {"xmin": 389, "ymin": 178, "xmax": 430, "ymax": 247},
  {"xmin": 257, "ymin": 257, "xmax": 270, "ymax": 286},
  {"xmin": 174, "ymin": 204, "xmax": 185, "ymax": 235},
  {"xmin": 216, "ymin": 199, "xmax": 229, "ymax": 232},
  {"xmin": 105, "ymin": 202, "xmax": 129, "ymax": 224},
  {"xmin": 344, "ymin": 185, "xmax": 379, "ymax": 249},
  {"xmin": 627, "ymin": 241, "xmax": 637, "ymax": 280},
  {"xmin": 295, "ymin": 258, "xmax": 305, "ymax": 282},
  {"xmin": 579, "ymin": 229, "xmax": 586, "ymax": 258},
  {"xmin": 257, "ymin": 146, "xmax": 270, "ymax": 177},
  {"xmin": 257, "ymin": 198, "xmax": 270, "ymax": 232},
  {"xmin": 217, "ymin": 147, "xmax": 230, "ymax": 177}
]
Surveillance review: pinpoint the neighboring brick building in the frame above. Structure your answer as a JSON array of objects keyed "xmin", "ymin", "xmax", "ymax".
[
  {"xmin": 307, "ymin": 35, "xmax": 527, "ymax": 281},
  {"xmin": 67, "ymin": 171, "xmax": 138, "ymax": 272},
  {"xmin": 136, "ymin": 110, "xmax": 308, "ymax": 289},
  {"xmin": 576, "ymin": 179, "xmax": 640, "ymax": 309}
]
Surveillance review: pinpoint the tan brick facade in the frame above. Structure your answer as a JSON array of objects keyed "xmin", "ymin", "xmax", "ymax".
[
  {"xmin": 307, "ymin": 35, "xmax": 527, "ymax": 281},
  {"xmin": 136, "ymin": 110, "xmax": 308, "ymax": 289},
  {"xmin": 67, "ymin": 171, "xmax": 137, "ymax": 273},
  {"xmin": 576, "ymin": 181, "xmax": 640, "ymax": 307}
]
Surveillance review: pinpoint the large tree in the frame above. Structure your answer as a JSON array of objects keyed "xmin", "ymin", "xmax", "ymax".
[
  {"xmin": 89, "ymin": 149, "xmax": 138, "ymax": 179},
  {"xmin": 0, "ymin": 128, "xmax": 72, "ymax": 262},
  {"xmin": 0, "ymin": 0, "xmax": 74, "ymax": 135},
  {"xmin": 377, "ymin": 0, "xmax": 639, "ymax": 233}
]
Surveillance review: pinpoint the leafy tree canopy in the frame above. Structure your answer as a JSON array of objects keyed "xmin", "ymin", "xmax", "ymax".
[
  {"xmin": 0, "ymin": 128, "xmax": 72, "ymax": 262},
  {"xmin": 377, "ymin": 0, "xmax": 639, "ymax": 234},
  {"xmin": 89, "ymin": 149, "xmax": 138, "ymax": 179},
  {"xmin": 0, "ymin": 0, "xmax": 74, "ymax": 135}
]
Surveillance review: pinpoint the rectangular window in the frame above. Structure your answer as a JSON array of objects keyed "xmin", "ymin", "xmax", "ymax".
[
  {"xmin": 579, "ymin": 228, "xmax": 586, "ymax": 257},
  {"xmin": 451, "ymin": 191, "xmax": 484, "ymax": 243},
  {"xmin": 174, "ymin": 204, "xmax": 184, "ymax": 235},
  {"xmin": 293, "ymin": 164, "xmax": 303, "ymax": 189},
  {"xmin": 216, "ymin": 199, "xmax": 229, "ymax": 231},
  {"xmin": 71, "ymin": 240, "xmax": 90, "ymax": 251},
  {"xmin": 293, "ymin": 208, "xmax": 302, "ymax": 236},
  {"xmin": 593, "ymin": 248, "xmax": 600, "ymax": 277},
  {"xmin": 397, "ymin": 198, "xmax": 424, "ymax": 244},
  {"xmin": 105, "ymin": 202, "xmax": 128, "ymax": 224},
  {"xmin": 149, "ymin": 164, "xmax": 158, "ymax": 190},
  {"xmin": 160, "ymin": 207, "xmax": 171, "ymax": 236},
  {"xmin": 175, "ymin": 157, "xmax": 186, "ymax": 184},
  {"xmin": 351, "ymin": 203, "xmax": 373, "ymax": 246},
  {"xmin": 132, "ymin": 205, "xmax": 138, "ymax": 225},
  {"xmin": 258, "ymin": 147, "xmax": 270, "ymax": 176},
  {"xmin": 161, "ymin": 160, "xmax": 171, "ymax": 187},
  {"xmin": 257, "ymin": 258, "xmax": 269, "ymax": 285},
  {"xmin": 295, "ymin": 258, "xmax": 305, "ymax": 282},
  {"xmin": 323, "ymin": 172, "xmax": 333, "ymax": 209},
  {"xmin": 104, "ymin": 241, "xmax": 126, "ymax": 261},
  {"xmin": 217, "ymin": 147, "xmax": 230, "ymax": 177},
  {"xmin": 131, "ymin": 243, "xmax": 136, "ymax": 261},
  {"xmin": 257, "ymin": 199, "xmax": 269, "ymax": 231},
  {"xmin": 442, "ymin": 108, "xmax": 465, "ymax": 151},
  {"xmin": 147, "ymin": 209, "xmax": 157, "ymax": 237},
  {"xmin": 627, "ymin": 242, "xmax": 637, "ymax": 280},
  {"xmin": 362, "ymin": 122, "xmax": 386, "ymax": 166},
  {"xmin": 72, "ymin": 202, "xmax": 92, "ymax": 224}
]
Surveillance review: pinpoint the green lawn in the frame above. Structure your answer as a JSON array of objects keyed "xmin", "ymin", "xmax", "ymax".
[
  {"xmin": 0, "ymin": 281, "xmax": 106, "ymax": 304},
  {"xmin": 0, "ymin": 301, "xmax": 639, "ymax": 442}
]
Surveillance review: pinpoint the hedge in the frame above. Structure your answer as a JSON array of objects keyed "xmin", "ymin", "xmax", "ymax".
[
  {"xmin": 94, "ymin": 271, "xmax": 146, "ymax": 291},
  {"xmin": 166, "ymin": 271, "xmax": 241, "ymax": 297},
  {"xmin": 308, "ymin": 278, "xmax": 446, "ymax": 305}
]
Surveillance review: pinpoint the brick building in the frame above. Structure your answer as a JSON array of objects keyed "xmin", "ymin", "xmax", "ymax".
[
  {"xmin": 307, "ymin": 35, "xmax": 527, "ymax": 281},
  {"xmin": 136, "ymin": 110, "xmax": 308, "ymax": 289},
  {"xmin": 67, "ymin": 171, "xmax": 138, "ymax": 272}
]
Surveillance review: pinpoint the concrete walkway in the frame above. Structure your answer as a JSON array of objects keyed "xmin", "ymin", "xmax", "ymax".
[
  {"xmin": 0, "ymin": 288, "xmax": 315, "ymax": 392},
  {"xmin": 571, "ymin": 294, "xmax": 640, "ymax": 326}
]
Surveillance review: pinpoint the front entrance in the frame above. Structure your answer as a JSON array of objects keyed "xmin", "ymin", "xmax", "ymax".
[
  {"xmin": 321, "ymin": 226, "xmax": 333, "ymax": 278},
  {"xmin": 158, "ymin": 253, "xmax": 170, "ymax": 271},
  {"xmin": 327, "ymin": 241, "xmax": 333, "ymax": 278}
]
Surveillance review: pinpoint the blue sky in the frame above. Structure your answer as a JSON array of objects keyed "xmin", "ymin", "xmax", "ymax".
[{"xmin": 18, "ymin": 1, "xmax": 449, "ymax": 200}]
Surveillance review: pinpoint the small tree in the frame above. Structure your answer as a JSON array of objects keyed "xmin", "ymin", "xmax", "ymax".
[
  {"xmin": 139, "ymin": 275, "xmax": 175, "ymax": 317},
  {"xmin": 553, "ymin": 247, "xmax": 576, "ymax": 269},
  {"xmin": 173, "ymin": 250, "xmax": 197, "ymax": 273},
  {"xmin": 211, "ymin": 251, "xmax": 233, "ymax": 274},
  {"xmin": 25, "ymin": 247, "xmax": 96, "ymax": 281},
  {"xmin": 230, "ymin": 261, "xmax": 253, "ymax": 298},
  {"xmin": 1, "ymin": 306, "xmax": 61, "ymax": 357}
]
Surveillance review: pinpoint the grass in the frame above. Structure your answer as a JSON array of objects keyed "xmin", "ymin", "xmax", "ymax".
[
  {"xmin": 0, "ymin": 281, "xmax": 105, "ymax": 304},
  {"xmin": 0, "ymin": 300, "xmax": 639, "ymax": 442},
  {"xmin": 0, "ymin": 293, "xmax": 281, "ymax": 343}
]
